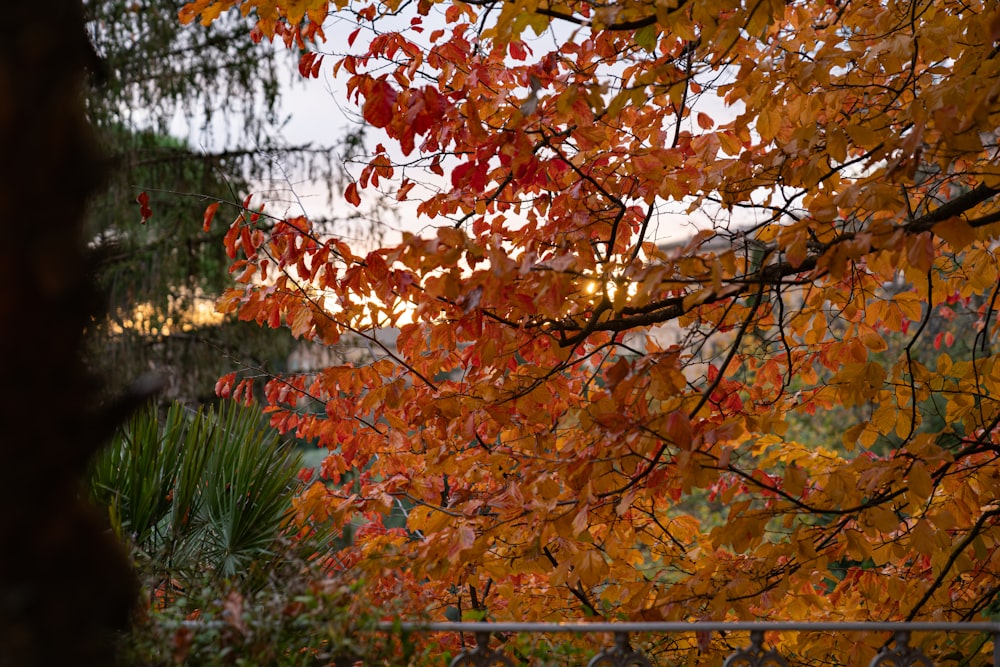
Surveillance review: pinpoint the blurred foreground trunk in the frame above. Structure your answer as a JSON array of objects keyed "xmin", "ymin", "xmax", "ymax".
[{"xmin": 0, "ymin": 1, "xmax": 138, "ymax": 664}]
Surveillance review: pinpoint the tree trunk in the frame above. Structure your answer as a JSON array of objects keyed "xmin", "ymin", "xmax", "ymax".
[{"xmin": 0, "ymin": 2, "xmax": 138, "ymax": 664}]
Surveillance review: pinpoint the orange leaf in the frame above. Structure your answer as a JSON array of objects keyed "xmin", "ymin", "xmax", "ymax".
[
  {"xmin": 933, "ymin": 217, "xmax": 977, "ymax": 251},
  {"xmin": 345, "ymin": 182, "xmax": 361, "ymax": 206},
  {"xmin": 202, "ymin": 201, "xmax": 220, "ymax": 232},
  {"xmin": 905, "ymin": 232, "xmax": 934, "ymax": 274}
]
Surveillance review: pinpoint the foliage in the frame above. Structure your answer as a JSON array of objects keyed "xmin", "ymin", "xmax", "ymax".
[
  {"xmin": 83, "ymin": 0, "xmax": 291, "ymax": 321},
  {"xmin": 88, "ymin": 401, "xmax": 440, "ymax": 665},
  {"xmin": 83, "ymin": 126, "xmax": 301, "ymax": 404},
  {"xmin": 116, "ymin": 568, "xmax": 432, "ymax": 666},
  {"xmin": 82, "ymin": 0, "xmax": 352, "ymax": 404},
  {"xmin": 87, "ymin": 399, "xmax": 327, "ymax": 592},
  {"xmin": 182, "ymin": 0, "xmax": 1000, "ymax": 664},
  {"xmin": 84, "ymin": 0, "xmax": 287, "ymax": 140}
]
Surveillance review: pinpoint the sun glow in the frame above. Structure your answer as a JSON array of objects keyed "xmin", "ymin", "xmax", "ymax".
[{"xmin": 108, "ymin": 289, "xmax": 225, "ymax": 337}]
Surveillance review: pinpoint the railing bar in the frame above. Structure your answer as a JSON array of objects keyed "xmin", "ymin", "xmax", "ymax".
[{"xmin": 377, "ymin": 621, "xmax": 1000, "ymax": 634}]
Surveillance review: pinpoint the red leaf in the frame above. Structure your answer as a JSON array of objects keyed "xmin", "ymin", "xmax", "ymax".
[
  {"xmin": 137, "ymin": 191, "xmax": 152, "ymax": 224},
  {"xmin": 451, "ymin": 160, "xmax": 489, "ymax": 190},
  {"xmin": 451, "ymin": 161, "xmax": 476, "ymax": 188},
  {"xmin": 240, "ymin": 225, "xmax": 255, "ymax": 254},
  {"xmin": 298, "ymin": 52, "xmax": 315, "ymax": 78},
  {"xmin": 345, "ymin": 182, "xmax": 362, "ymax": 206},
  {"xmin": 362, "ymin": 78, "xmax": 397, "ymax": 128},
  {"xmin": 297, "ymin": 52, "xmax": 323, "ymax": 79},
  {"xmin": 215, "ymin": 372, "xmax": 237, "ymax": 398},
  {"xmin": 935, "ymin": 331, "xmax": 955, "ymax": 349},
  {"xmin": 396, "ymin": 179, "xmax": 416, "ymax": 201},
  {"xmin": 223, "ymin": 223, "xmax": 239, "ymax": 259},
  {"xmin": 202, "ymin": 201, "xmax": 220, "ymax": 232}
]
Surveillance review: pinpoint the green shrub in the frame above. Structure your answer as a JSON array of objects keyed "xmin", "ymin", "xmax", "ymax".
[
  {"xmin": 118, "ymin": 574, "xmax": 428, "ymax": 666},
  {"xmin": 88, "ymin": 399, "xmax": 321, "ymax": 592},
  {"xmin": 87, "ymin": 400, "xmax": 433, "ymax": 665}
]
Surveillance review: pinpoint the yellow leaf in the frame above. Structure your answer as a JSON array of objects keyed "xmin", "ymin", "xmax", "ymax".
[
  {"xmin": 757, "ymin": 105, "xmax": 780, "ymax": 142},
  {"xmin": 842, "ymin": 423, "xmax": 865, "ymax": 451},
  {"xmin": 783, "ymin": 464, "xmax": 807, "ymax": 497},
  {"xmin": 933, "ymin": 218, "xmax": 978, "ymax": 251},
  {"xmin": 575, "ymin": 549, "xmax": 608, "ymax": 588},
  {"xmin": 867, "ymin": 506, "xmax": 899, "ymax": 534},
  {"xmin": 857, "ymin": 323, "xmax": 887, "ymax": 352},
  {"xmin": 718, "ymin": 131, "xmax": 742, "ymax": 156},
  {"xmin": 929, "ymin": 509, "xmax": 957, "ymax": 531},
  {"xmin": 910, "ymin": 519, "xmax": 936, "ymax": 555},
  {"xmin": 908, "ymin": 461, "xmax": 934, "ymax": 502},
  {"xmin": 844, "ymin": 528, "xmax": 872, "ymax": 561},
  {"xmin": 682, "ymin": 288, "xmax": 712, "ymax": 312},
  {"xmin": 826, "ymin": 126, "xmax": 847, "ymax": 162},
  {"xmin": 845, "ymin": 123, "xmax": 880, "ymax": 148}
]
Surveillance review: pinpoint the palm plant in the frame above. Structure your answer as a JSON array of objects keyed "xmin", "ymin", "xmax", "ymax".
[
  {"xmin": 88, "ymin": 400, "xmax": 431, "ymax": 666},
  {"xmin": 87, "ymin": 399, "xmax": 317, "ymax": 593}
]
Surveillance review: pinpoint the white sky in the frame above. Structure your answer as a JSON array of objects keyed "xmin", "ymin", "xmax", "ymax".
[{"xmin": 170, "ymin": 10, "xmax": 764, "ymax": 251}]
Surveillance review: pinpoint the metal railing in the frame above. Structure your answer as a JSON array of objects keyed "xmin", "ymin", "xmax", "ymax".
[{"xmin": 379, "ymin": 621, "xmax": 1000, "ymax": 666}]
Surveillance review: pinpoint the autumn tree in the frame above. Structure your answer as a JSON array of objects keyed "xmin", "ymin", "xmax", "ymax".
[{"xmin": 183, "ymin": 0, "xmax": 1000, "ymax": 662}]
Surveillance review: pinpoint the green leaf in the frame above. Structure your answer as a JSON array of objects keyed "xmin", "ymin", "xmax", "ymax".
[{"xmin": 635, "ymin": 25, "xmax": 658, "ymax": 53}]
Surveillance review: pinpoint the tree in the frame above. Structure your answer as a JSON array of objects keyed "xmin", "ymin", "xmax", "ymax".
[
  {"xmin": 82, "ymin": 0, "xmax": 291, "ymax": 404},
  {"xmin": 184, "ymin": 0, "xmax": 1000, "ymax": 662},
  {"xmin": 84, "ymin": 122, "xmax": 304, "ymax": 405},
  {"xmin": 82, "ymin": 0, "xmax": 387, "ymax": 405}
]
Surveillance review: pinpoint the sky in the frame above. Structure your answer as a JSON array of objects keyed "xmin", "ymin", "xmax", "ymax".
[
  {"xmin": 170, "ymin": 9, "xmax": 763, "ymax": 253},
  {"xmin": 231, "ymin": 39, "xmax": 429, "ymax": 248}
]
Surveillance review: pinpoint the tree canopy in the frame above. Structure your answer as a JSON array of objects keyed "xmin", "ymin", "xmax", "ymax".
[{"xmin": 182, "ymin": 0, "xmax": 1000, "ymax": 661}]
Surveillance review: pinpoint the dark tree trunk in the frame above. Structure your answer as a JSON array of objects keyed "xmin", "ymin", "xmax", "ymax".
[{"xmin": 0, "ymin": 2, "xmax": 138, "ymax": 664}]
